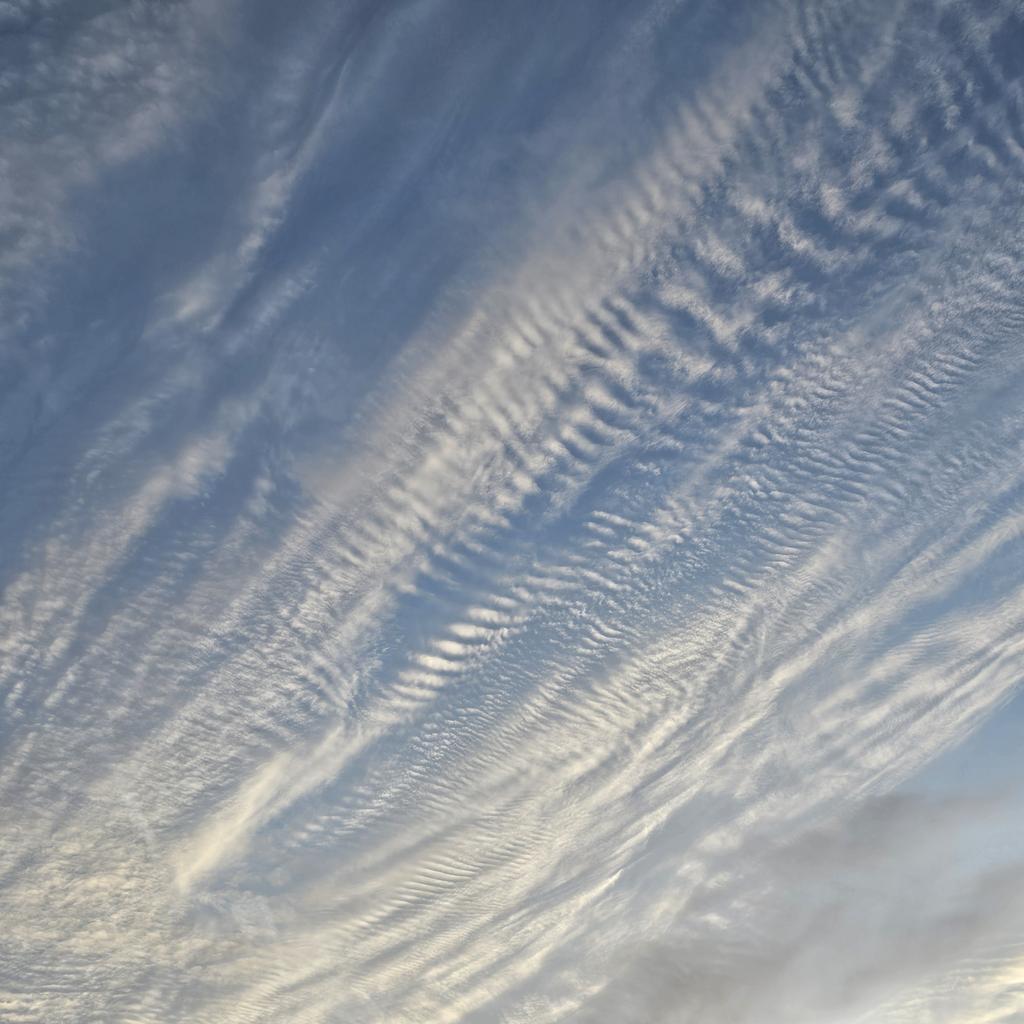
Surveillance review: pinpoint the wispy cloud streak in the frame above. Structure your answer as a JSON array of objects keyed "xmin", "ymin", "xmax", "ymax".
[{"xmin": 2, "ymin": 1, "xmax": 1023, "ymax": 1021}]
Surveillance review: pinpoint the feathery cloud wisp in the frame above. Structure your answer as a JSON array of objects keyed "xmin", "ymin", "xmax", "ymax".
[{"xmin": 2, "ymin": 1, "xmax": 1024, "ymax": 1022}]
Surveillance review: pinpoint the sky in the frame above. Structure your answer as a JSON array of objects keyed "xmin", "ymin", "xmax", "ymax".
[{"xmin": 1, "ymin": 0, "xmax": 1023, "ymax": 1021}]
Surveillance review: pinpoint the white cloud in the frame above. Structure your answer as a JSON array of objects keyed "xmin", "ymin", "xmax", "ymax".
[{"xmin": 2, "ymin": 0, "xmax": 1024, "ymax": 1021}]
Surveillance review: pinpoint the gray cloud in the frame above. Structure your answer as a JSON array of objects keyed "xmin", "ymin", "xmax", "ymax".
[{"xmin": 563, "ymin": 791, "xmax": 1024, "ymax": 1023}]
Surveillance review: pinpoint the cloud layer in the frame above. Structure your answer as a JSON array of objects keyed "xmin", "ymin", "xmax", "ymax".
[{"xmin": 2, "ymin": 1, "xmax": 1024, "ymax": 1021}]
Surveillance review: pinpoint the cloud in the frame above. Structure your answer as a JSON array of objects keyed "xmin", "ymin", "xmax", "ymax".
[
  {"xmin": 2, "ymin": 0, "xmax": 1024, "ymax": 1022},
  {"xmin": 563, "ymin": 791, "xmax": 1024, "ymax": 1024}
]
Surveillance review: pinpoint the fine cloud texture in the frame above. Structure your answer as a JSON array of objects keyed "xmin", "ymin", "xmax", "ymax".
[{"xmin": 2, "ymin": 2, "xmax": 1024, "ymax": 1022}]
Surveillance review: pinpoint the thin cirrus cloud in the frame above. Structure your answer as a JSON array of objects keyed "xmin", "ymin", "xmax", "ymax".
[{"xmin": 1, "ymin": 0, "xmax": 1023, "ymax": 1022}]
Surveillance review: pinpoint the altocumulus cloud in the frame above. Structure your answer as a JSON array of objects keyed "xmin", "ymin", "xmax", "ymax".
[{"xmin": 1, "ymin": 0, "xmax": 1024, "ymax": 1022}]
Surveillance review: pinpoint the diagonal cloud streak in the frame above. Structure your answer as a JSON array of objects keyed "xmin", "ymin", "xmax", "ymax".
[{"xmin": 2, "ymin": 1, "xmax": 1024, "ymax": 1022}]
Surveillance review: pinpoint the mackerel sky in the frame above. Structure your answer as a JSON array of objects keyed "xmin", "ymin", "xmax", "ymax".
[{"xmin": 2, "ymin": 1, "xmax": 1024, "ymax": 1022}]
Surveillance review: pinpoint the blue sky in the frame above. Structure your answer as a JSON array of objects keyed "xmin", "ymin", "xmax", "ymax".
[{"xmin": 2, "ymin": 1, "xmax": 1024, "ymax": 1021}]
